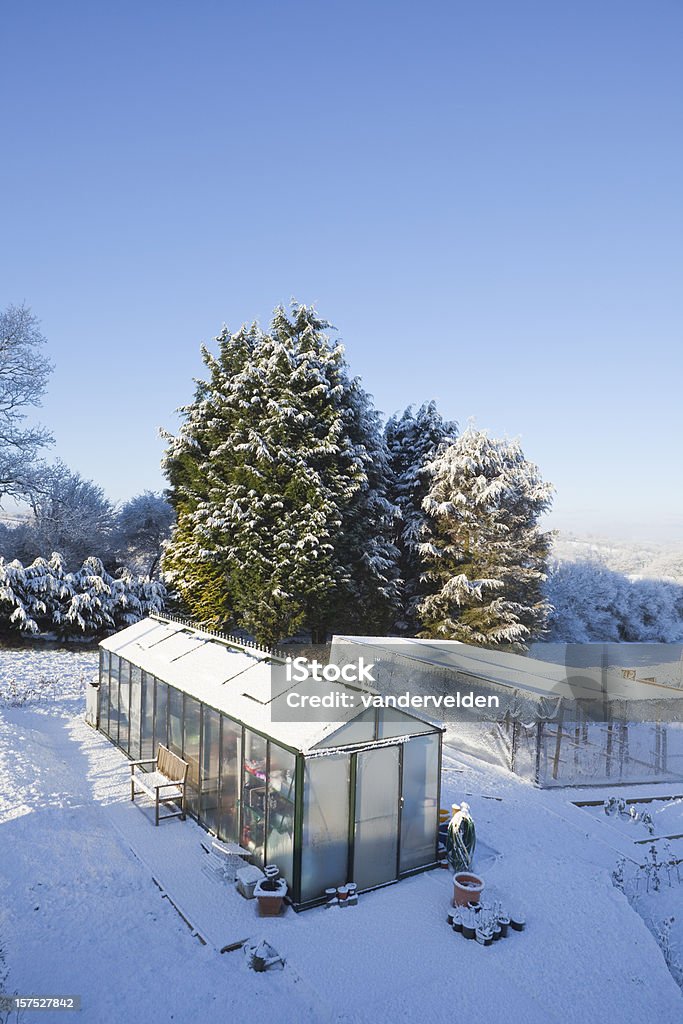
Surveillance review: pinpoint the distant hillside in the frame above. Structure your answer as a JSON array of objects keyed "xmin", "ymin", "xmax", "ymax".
[{"xmin": 552, "ymin": 534, "xmax": 683, "ymax": 584}]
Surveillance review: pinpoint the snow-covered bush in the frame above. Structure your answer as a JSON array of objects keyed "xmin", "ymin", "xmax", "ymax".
[
  {"xmin": 546, "ymin": 558, "xmax": 683, "ymax": 642},
  {"xmin": 0, "ymin": 553, "xmax": 166, "ymax": 638}
]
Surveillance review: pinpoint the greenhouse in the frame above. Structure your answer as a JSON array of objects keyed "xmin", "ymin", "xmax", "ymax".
[
  {"xmin": 95, "ymin": 615, "xmax": 444, "ymax": 908},
  {"xmin": 331, "ymin": 637, "xmax": 683, "ymax": 788}
]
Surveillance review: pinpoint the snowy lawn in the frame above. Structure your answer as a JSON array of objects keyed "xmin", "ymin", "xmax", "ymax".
[{"xmin": 1, "ymin": 649, "xmax": 682, "ymax": 1024}]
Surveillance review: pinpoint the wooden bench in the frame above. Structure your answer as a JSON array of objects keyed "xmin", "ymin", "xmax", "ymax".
[{"xmin": 130, "ymin": 745, "xmax": 189, "ymax": 826}]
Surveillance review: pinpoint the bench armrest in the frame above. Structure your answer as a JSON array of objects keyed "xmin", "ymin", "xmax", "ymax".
[{"xmin": 129, "ymin": 758, "xmax": 157, "ymax": 767}]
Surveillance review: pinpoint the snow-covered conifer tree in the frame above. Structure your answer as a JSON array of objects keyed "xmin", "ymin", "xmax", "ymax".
[
  {"xmin": 162, "ymin": 303, "xmax": 399, "ymax": 644},
  {"xmin": 385, "ymin": 402, "xmax": 457, "ymax": 632},
  {"xmin": 0, "ymin": 558, "xmax": 40, "ymax": 633},
  {"xmin": 0, "ymin": 553, "xmax": 165, "ymax": 637},
  {"xmin": 418, "ymin": 429, "xmax": 553, "ymax": 646}
]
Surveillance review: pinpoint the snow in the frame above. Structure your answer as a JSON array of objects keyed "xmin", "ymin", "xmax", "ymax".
[{"xmin": 1, "ymin": 647, "xmax": 682, "ymax": 1023}]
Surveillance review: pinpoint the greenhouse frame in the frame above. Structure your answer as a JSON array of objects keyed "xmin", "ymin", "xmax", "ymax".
[{"xmin": 95, "ymin": 616, "xmax": 444, "ymax": 908}]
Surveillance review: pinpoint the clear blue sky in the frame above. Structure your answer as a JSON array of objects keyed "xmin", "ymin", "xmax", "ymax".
[{"xmin": 2, "ymin": 1, "xmax": 681, "ymax": 542}]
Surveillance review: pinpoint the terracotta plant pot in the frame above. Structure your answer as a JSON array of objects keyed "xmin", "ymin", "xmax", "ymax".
[
  {"xmin": 254, "ymin": 877, "xmax": 288, "ymax": 917},
  {"xmin": 453, "ymin": 872, "xmax": 485, "ymax": 907}
]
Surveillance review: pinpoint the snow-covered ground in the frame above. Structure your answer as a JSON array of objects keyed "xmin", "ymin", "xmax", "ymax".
[{"xmin": 1, "ymin": 649, "xmax": 682, "ymax": 1024}]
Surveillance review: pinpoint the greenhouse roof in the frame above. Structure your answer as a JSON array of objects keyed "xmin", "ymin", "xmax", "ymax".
[{"xmin": 100, "ymin": 617, "xmax": 438, "ymax": 752}]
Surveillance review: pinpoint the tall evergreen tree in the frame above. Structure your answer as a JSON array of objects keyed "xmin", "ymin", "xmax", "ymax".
[
  {"xmin": 417, "ymin": 429, "xmax": 553, "ymax": 646},
  {"xmin": 385, "ymin": 402, "xmax": 457, "ymax": 632},
  {"xmin": 162, "ymin": 304, "xmax": 399, "ymax": 645}
]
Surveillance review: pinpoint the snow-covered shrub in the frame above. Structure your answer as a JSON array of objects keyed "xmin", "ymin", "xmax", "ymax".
[
  {"xmin": 0, "ymin": 554, "xmax": 166, "ymax": 638},
  {"xmin": 0, "ymin": 674, "xmax": 59, "ymax": 706},
  {"xmin": 611, "ymin": 829, "xmax": 683, "ymax": 992},
  {"xmin": 546, "ymin": 558, "xmax": 683, "ymax": 642}
]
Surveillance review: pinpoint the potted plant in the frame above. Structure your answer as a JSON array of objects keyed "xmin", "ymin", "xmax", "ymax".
[
  {"xmin": 453, "ymin": 871, "xmax": 485, "ymax": 907},
  {"xmin": 254, "ymin": 864, "xmax": 287, "ymax": 917}
]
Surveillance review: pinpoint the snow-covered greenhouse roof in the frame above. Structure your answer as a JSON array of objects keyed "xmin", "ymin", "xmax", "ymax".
[
  {"xmin": 332, "ymin": 636, "xmax": 683, "ymax": 707},
  {"xmin": 100, "ymin": 617, "xmax": 439, "ymax": 752}
]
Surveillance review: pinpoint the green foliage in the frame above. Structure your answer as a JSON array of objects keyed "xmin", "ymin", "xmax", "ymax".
[
  {"xmin": 417, "ymin": 429, "xmax": 553, "ymax": 646},
  {"xmin": 162, "ymin": 304, "xmax": 399, "ymax": 646},
  {"xmin": 0, "ymin": 554, "xmax": 166, "ymax": 638},
  {"xmin": 385, "ymin": 402, "xmax": 457, "ymax": 633}
]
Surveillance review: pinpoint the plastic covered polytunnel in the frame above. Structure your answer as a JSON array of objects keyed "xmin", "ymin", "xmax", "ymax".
[{"xmin": 330, "ymin": 637, "xmax": 683, "ymax": 788}]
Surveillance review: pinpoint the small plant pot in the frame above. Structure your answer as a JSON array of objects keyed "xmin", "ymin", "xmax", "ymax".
[
  {"xmin": 492, "ymin": 925, "xmax": 502, "ymax": 941},
  {"xmin": 475, "ymin": 928, "xmax": 492, "ymax": 946},
  {"xmin": 497, "ymin": 919, "xmax": 509, "ymax": 938},
  {"xmin": 453, "ymin": 873, "xmax": 485, "ymax": 907},
  {"xmin": 337, "ymin": 885, "xmax": 349, "ymax": 901},
  {"xmin": 462, "ymin": 923, "xmax": 476, "ymax": 940},
  {"xmin": 254, "ymin": 877, "xmax": 288, "ymax": 917},
  {"xmin": 325, "ymin": 888, "xmax": 337, "ymax": 900},
  {"xmin": 510, "ymin": 914, "xmax": 525, "ymax": 932}
]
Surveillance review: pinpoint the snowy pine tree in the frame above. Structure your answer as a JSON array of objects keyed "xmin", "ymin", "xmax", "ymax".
[
  {"xmin": 0, "ymin": 554, "xmax": 165, "ymax": 637},
  {"xmin": 417, "ymin": 429, "xmax": 553, "ymax": 646},
  {"xmin": 162, "ymin": 303, "xmax": 399, "ymax": 645},
  {"xmin": 385, "ymin": 402, "xmax": 457, "ymax": 632},
  {"xmin": 0, "ymin": 558, "xmax": 41, "ymax": 633}
]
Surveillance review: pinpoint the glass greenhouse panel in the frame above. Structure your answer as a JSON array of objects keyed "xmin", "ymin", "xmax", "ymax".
[
  {"xmin": 183, "ymin": 696, "xmax": 201, "ymax": 816},
  {"xmin": 168, "ymin": 686, "xmax": 183, "ymax": 758},
  {"xmin": 99, "ymin": 669, "xmax": 110, "ymax": 737},
  {"xmin": 129, "ymin": 665, "xmax": 142, "ymax": 760},
  {"xmin": 399, "ymin": 734, "xmax": 439, "ymax": 872},
  {"xmin": 200, "ymin": 707, "xmax": 221, "ymax": 832},
  {"xmin": 242, "ymin": 730, "xmax": 267, "ymax": 866},
  {"xmin": 218, "ymin": 717, "xmax": 242, "ymax": 844},
  {"xmin": 140, "ymin": 672, "xmax": 155, "ymax": 762},
  {"xmin": 301, "ymin": 754, "xmax": 350, "ymax": 902},
  {"xmin": 118, "ymin": 660, "xmax": 130, "ymax": 753},
  {"xmin": 266, "ymin": 743, "xmax": 296, "ymax": 886},
  {"xmin": 378, "ymin": 710, "xmax": 436, "ymax": 738},
  {"xmin": 154, "ymin": 680, "xmax": 168, "ymax": 755},
  {"xmin": 353, "ymin": 746, "xmax": 399, "ymax": 890},
  {"xmin": 315, "ymin": 708, "xmax": 376, "ymax": 748},
  {"xmin": 108, "ymin": 655, "xmax": 120, "ymax": 742}
]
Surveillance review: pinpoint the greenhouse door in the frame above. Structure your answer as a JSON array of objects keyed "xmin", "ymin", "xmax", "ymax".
[{"xmin": 352, "ymin": 746, "xmax": 400, "ymax": 891}]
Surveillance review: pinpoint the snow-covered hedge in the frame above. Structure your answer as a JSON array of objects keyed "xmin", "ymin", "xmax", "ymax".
[{"xmin": 0, "ymin": 553, "xmax": 166, "ymax": 638}]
